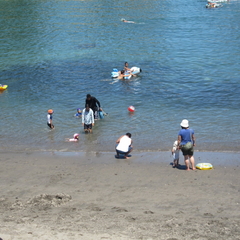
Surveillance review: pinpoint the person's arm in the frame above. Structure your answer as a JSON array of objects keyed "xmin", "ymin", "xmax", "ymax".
[
  {"xmin": 95, "ymin": 97, "xmax": 101, "ymax": 108},
  {"xmin": 123, "ymin": 73, "xmax": 131, "ymax": 77},
  {"xmin": 82, "ymin": 110, "xmax": 84, "ymax": 125},
  {"xmin": 192, "ymin": 134, "xmax": 196, "ymax": 146},
  {"xmin": 177, "ymin": 135, "xmax": 181, "ymax": 149},
  {"xmin": 91, "ymin": 110, "xmax": 95, "ymax": 126}
]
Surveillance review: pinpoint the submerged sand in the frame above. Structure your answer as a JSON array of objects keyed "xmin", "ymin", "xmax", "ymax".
[{"xmin": 0, "ymin": 151, "xmax": 240, "ymax": 240}]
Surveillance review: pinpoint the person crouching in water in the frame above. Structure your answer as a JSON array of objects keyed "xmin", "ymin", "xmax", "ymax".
[
  {"xmin": 66, "ymin": 133, "xmax": 79, "ymax": 142},
  {"xmin": 82, "ymin": 104, "xmax": 94, "ymax": 133},
  {"xmin": 115, "ymin": 133, "xmax": 133, "ymax": 159}
]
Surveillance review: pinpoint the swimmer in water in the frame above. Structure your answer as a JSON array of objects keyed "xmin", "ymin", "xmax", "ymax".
[
  {"xmin": 124, "ymin": 62, "xmax": 131, "ymax": 72},
  {"xmin": 117, "ymin": 70, "xmax": 136, "ymax": 80},
  {"xmin": 65, "ymin": 133, "xmax": 79, "ymax": 142},
  {"xmin": 121, "ymin": 18, "xmax": 135, "ymax": 23},
  {"xmin": 75, "ymin": 108, "xmax": 82, "ymax": 117}
]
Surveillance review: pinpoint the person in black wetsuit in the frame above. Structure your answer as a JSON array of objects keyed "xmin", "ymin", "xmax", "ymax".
[{"xmin": 85, "ymin": 94, "xmax": 101, "ymax": 120}]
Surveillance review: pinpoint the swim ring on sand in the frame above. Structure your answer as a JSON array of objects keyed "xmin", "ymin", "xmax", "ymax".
[{"xmin": 196, "ymin": 163, "xmax": 213, "ymax": 170}]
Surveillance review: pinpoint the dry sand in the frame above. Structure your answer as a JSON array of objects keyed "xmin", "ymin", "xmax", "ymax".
[{"xmin": 0, "ymin": 151, "xmax": 240, "ymax": 240}]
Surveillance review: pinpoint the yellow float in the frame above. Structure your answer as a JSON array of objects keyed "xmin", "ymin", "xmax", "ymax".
[
  {"xmin": 0, "ymin": 85, "xmax": 8, "ymax": 90},
  {"xmin": 196, "ymin": 163, "xmax": 213, "ymax": 170}
]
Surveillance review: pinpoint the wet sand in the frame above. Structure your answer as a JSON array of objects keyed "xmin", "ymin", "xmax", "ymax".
[{"xmin": 0, "ymin": 151, "xmax": 240, "ymax": 240}]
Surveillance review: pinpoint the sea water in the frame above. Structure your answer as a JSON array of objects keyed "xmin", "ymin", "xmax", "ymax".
[{"xmin": 0, "ymin": 0, "xmax": 240, "ymax": 152}]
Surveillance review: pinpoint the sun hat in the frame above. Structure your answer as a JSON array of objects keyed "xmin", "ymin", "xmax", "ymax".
[
  {"xmin": 73, "ymin": 133, "xmax": 79, "ymax": 139},
  {"xmin": 180, "ymin": 119, "xmax": 189, "ymax": 128},
  {"xmin": 48, "ymin": 109, "xmax": 54, "ymax": 114}
]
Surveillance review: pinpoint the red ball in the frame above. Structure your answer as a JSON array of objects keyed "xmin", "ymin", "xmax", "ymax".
[{"xmin": 128, "ymin": 106, "xmax": 135, "ymax": 112}]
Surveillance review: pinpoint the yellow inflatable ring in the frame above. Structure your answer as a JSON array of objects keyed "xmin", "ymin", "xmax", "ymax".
[
  {"xmin": 196, "ymin": 163, "xmax": 213, "ymax": 170},
  {"xmin": 0, "ymin": 85, "xmax": 8, "ymax": 90}
]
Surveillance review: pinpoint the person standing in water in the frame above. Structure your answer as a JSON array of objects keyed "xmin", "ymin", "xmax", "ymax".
[
  {"xmin": 85, "ymin": 94, "xmax": 101, "ymax": 120},
  {"xmin": 47, "ymin": 109, "xmax": 54, "ymax": 129},
  {"xmin": 82, "ymin": 104, "xmax": 94, "ymax": 133}
]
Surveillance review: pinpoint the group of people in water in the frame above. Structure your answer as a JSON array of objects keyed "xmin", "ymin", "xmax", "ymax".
[
  {"xmin": 47, "ymin": 94, "xmax": 102, "ymax": 135},
  {"xmin": 117, "ymin": 62, "xmax": 137, "ymax": 79}
]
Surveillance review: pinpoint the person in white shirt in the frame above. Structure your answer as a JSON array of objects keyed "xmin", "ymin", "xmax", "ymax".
[
  {"xmin": 82, "ymin": 105, "xmax": 94, "ymax": 133},
  {"xmin": 171, "ymin": 140, "xmax": 180, "ymax": 168},
  {"xmin": 116, "ymin": 133, "xmax": 133, "ymax": 159}
]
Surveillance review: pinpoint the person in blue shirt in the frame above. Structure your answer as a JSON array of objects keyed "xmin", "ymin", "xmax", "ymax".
[{"xmin": 177, "ymin": 119, "xmax": 196, "ymax": 171}]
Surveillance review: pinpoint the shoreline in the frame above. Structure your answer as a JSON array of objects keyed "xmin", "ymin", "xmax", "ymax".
[
  {"xmin": 0, "ymin": 151, "xmax": 240, "ymax": 239},
  {"xmin": 1, "ymin": 150, "xmax": 240, "ymax": 166}
]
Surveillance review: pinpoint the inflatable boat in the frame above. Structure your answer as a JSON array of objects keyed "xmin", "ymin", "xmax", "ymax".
[
  {"xmin": 111, "ymin": 67, "xmax": 142, "ymax": 79},
  {"xmin": 0, "ymin": 85, "xmax": 8, "ymax": 90},
  {"xmin": 208, "ymin": 0, "xmax": 228, "ymax": 2}
]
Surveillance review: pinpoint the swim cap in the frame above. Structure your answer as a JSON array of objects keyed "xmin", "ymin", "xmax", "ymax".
[
  {"xmin": 77, "ymin": 108, "xmax": 81, "ymax": 111},
  {"xmin": 73, "ymin": 133, "xmax": 79, "ymax": 139},
  {"xmin": 48, "ymin": 109, "xmax": 54, "ymax": 114}
]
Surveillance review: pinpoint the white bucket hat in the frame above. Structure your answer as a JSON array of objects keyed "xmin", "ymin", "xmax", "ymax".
[{"xmin": 180, "ymin": 119, "xmax": 189, "ymax": 128}]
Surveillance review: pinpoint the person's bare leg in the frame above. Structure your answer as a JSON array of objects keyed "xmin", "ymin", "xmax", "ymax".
[
  {"xmin": 176, "ymin": 158, "xmax": 179, "ymax": 167},
  {"xmin": 189, "ymin": 155, "xmax": 196, "ymax": 170},
  {"xmin": 124, "ymin": 148, "xmax": 133, "ymax": 159},
  {"xmin": 184, "ymin": 155, "xmax": 190, "ymax": 170}
]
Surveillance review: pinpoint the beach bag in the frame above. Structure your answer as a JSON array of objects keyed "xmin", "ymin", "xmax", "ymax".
[{"xmin": 181, "ymin": 141, "xmax": 193, "ymax": 151}]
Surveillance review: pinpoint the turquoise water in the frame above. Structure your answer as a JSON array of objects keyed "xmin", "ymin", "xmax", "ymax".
[{"xmin": 0, "ymin": 0, "xmax": 240, "ymax": 152}]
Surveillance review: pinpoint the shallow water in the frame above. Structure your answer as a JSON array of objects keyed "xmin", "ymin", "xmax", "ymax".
[{"xmin": 0, "ymin": 0, "xmax": 240, "ymax": 152}]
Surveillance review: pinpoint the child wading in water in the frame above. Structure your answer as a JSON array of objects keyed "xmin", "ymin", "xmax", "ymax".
[
  {"xmin": 171, "ymin": 140, "xmax": 179, "ymax": 168},
  {"xmin": 75, "ymin": 108, "xmax": 82, "ymax": 117},
  {"xmin": 47, "ymin": 109, "xmax": 54, "ymax": 129}
]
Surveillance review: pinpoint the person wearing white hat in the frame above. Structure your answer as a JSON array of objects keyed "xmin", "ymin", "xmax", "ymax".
[{"xmin": 177, "ymin": 119, "xmax": 196, "ymax": 170}]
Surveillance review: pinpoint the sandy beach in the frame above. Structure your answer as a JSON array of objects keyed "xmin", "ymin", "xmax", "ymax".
[{"xmin": 0, "ymin": 151, "xmax": 240, "ymax": 240}]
